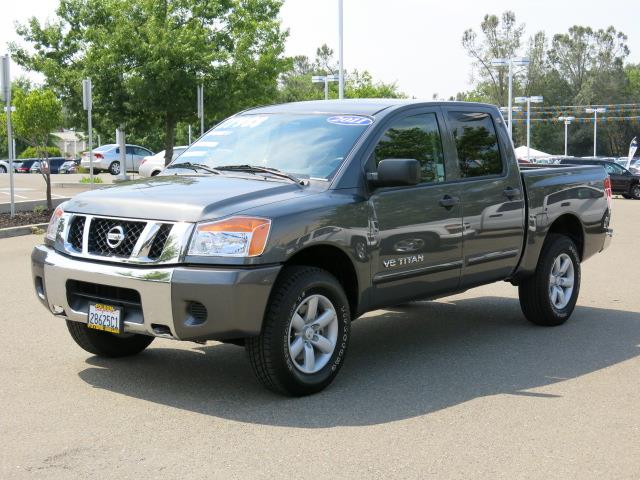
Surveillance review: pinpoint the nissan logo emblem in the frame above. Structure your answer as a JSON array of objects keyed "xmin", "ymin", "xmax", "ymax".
[{"xmin": 106, "ymin": 226, "xmax": 125, "ymax": 249}]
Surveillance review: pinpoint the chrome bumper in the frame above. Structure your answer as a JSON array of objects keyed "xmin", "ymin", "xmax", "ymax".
[{"xmin": 31, "ymin": 245, "xmax": 281, "ymax": 341}]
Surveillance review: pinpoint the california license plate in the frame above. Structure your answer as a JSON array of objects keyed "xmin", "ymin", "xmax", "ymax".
[{"xmin": 88, "ymin": 303, "xmax": 123, "ymax": 334}]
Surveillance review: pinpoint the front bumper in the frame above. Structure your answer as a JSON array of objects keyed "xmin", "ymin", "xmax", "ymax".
[{"xmin": 31, "ymin": 245, "xmax": 281, "ymax": 341}]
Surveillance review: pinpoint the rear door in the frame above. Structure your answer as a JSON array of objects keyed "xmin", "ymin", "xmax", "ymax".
[
  {"xmin": 367, "ymin": 107, "xmax": 463, "ymax": 306},
  {"xmin": 443, "ymin": 108, "xmax": 525, "ymax": 287}
]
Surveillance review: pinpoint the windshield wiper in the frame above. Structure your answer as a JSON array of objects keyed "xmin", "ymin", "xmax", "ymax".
[
  {"xmin": 166, "ymin": 162, "xmax": 221, "ymax": 175},
  {"xmin": 215, "ymin": 165, "xmax": 304, "ymax": 185}
]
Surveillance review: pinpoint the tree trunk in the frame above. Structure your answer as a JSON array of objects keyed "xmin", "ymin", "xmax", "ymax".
[
  {"xmin": 39, "ymin": 147, "xmax": 53, "ymax": 211},
  {"xmin": 164, "ymin": 113, "xmax": 176, "ymax": 166}
]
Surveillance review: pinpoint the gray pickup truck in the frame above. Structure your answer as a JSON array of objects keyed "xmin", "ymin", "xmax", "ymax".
[{"xmin": 32, "ymin": 100, "xmax": 613, "ymax": 396}]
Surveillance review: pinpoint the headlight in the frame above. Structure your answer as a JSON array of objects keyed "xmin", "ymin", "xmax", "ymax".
[
  {"xmin": 188, "ymin": 216, "xmax": 271, "ymax": 257},
  {"xmin": 45, "ymin": 205, "xmax": 65, "ymax": 241}
]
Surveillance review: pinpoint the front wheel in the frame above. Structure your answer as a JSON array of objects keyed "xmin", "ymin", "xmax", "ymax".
[
  {"xmin": 246, "ymin": 266, "xmax": 351, "ymax": 396},
  {"xmin": 66, "ymin": 320, "xmax": 154, "ymax": 357},
  {"xmin": 0, "ymin": 165, "xmax": 6, "ymax": 174},
  {"xmin": 109, "ymin": 161, "xmax": 121, "ymax": 176},
  {"xmin": 518, "ymin": 234, "xmax": 581, "ymax": 326},
  {"xmin": 630, "ymin": 184, "xmax": 640, "ymax": 200}
]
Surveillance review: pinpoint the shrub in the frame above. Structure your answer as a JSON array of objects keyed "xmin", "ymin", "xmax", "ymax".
[
  {"xmin": 79, "ymin": 176, "xmax": 103, "ymax": 184},
  {"xmin": 18, "ymin": 146, "xmax": 62, "ymax": 159}
]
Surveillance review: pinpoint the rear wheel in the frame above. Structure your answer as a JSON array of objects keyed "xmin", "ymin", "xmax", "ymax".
[
  {"xmin": 630, "ymin": 184, "xmax": 640, "ymax": 200},
  {"xmin": 66, "ymin": 320, "xmax": 154, "ymax": 357},
  {"xmin": 109, "ymin": 161, "xmax": 121, "ymax": 176},
  {"xmin": 246, "ymin": 266, "xmax": 351, "ymax": 396},
  {"xmin": 0, "ymin": 165, "xmax": 6, "ymax": 174},
  {"xmin": 518, "ymin": 234, "xmax": 581, "ymax": 326}
]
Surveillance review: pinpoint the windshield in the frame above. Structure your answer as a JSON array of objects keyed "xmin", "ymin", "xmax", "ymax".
[{"xmin": 170, "ymin": 113, "xmax": 373, "ymax": 179}]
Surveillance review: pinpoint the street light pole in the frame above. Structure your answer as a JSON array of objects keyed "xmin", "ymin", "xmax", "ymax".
[
  {"xmin": 312, "ymin": 74, "xmax": 339, "ymax": 100},
  {"xmin": 558, "ymin": 116, "xmax": 575, "ymax": 156},
  {"xmin": 491, "ymin": 57, "xmax": 530, "ymax": 139},
  {"xmin": 338, "ymin": 0, "xmax": 344, "ymax": 99},
  {"xmin": 1, "ymin": 54, "xmax": 15, "ymax": 217},
  {"xmin": 515, "ymin": 95, "xmax": 543, "ymax": 162},
  {"xmin": 585, "ymin": 107, "xmax": 606, "ymax": 157},
  {"xmin": 82, "ymin": 78, "xmax": 94, "ymax": 187},
  {"xmin": 197, "ymin": 84, "xmax": 204, "ymax": 136}
]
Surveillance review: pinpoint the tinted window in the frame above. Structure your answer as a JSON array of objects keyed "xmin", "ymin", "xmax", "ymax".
[
  {"xmin": 135, "ymin": 147, "xmax": 150, "ymax": 156},
  {"xmin": 373, "ymin": 113, "xmax": 445, "ymax": 183},
  {"xmin": 448, "ymin": 111, "xmax": 502, "ymax": 177},
  {"xmin": 604, "ymin": 163, "xmax": 625, "ymax": 175},
  {"xmin": 125, "ymin": 146, "xmax": 135, "ymax": 155}
]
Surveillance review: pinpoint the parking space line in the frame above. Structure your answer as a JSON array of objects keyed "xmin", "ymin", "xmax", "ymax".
[{"xmin": 0, "ymin": 191, "xmax": 28, "ymax": 199}]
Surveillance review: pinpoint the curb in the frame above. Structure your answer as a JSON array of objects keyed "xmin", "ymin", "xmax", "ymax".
[{"xmin": 0, "ymin": 223, "xmax": 48, "ymax": 239}]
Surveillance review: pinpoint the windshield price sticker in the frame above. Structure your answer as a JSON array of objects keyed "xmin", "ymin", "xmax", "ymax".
[
  {"xmin": 224, "ymin": 115, "xmax": 269, "ymax": 129},
  {"xmin": 327, "ymin": 115, "xmax": 373, "ymax": 126}
]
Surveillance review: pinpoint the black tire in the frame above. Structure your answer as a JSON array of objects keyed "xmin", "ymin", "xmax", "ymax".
[
  {"xmin": 66, "ymin": 320, "xmax": 154, "ymax": 357},
  {"xmin": 630, "ymin": 183, "xmax": 640, "ymax": 200},
  {"xmin": 246, "ymin": 266, "xmax": 351, "ymax": 396},
  {"xmin": 109, "ymin": 161, "xmax": 120, "ymax": 176},
  {"xmin": 518, "ymin": 234, "xmax": 581, "ymax": 326},
  {"xmin": 151, "ymin": 170, "xmax": 160, "ymax": 176},
  {"xmin": 0, "ymin": 165, "xmax": 6, "ymax": 174}
]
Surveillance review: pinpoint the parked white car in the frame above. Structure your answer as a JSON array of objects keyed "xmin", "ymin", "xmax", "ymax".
[
  {"xmin": 81, "ymin": 144, "xmax": 154, "ymax": 175},
  {"xmin": 0, "ymin": 160, "xmax": 21, "ymax": 173},
  {"xmin": 138, "ymin": 146, "xmax": 188, "ymax": 177}
]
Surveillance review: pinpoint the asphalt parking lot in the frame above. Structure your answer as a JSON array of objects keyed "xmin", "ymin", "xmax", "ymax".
[
  {"xmin": 0, "ymin": 198, "xmax": 638, "ymax": 479},
  {"xmin": 0, "ymin": 173, "xmax": 114, "ymax": 204}
]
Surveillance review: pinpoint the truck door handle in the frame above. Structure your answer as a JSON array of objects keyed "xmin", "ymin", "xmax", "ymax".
[
  {"xmin": 438, "ymin": 195, "xmax": 459, "ymax": 208},
  {"xmin": 503, "ymin": 187, "xmax": 521, "ymax": 199}
]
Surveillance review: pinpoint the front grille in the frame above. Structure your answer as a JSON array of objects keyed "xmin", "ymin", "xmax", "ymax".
[
  {"xmin": 88, "ymin": 218, "xmax": 146, "ymax": 257},
  {"xmin": 61, "ymin": 214, "xmax": 186, "ymax": 264},
  {"xmin": 68, "ymin": 216, "xmax": 85, "ymax": 251},
  {"xmin": 148, "ymin": 224, "xmax": 172, "ymax": 259}
]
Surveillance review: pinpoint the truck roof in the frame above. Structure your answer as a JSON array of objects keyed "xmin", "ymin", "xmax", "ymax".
[{"xmin": 246, "ymin": 99, "xmax": 497, "ymax": 116}]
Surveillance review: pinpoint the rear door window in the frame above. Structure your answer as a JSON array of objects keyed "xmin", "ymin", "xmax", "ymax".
[{"xmin": 447, "ymin": 111, "xmax": 503, "ymax": 178}]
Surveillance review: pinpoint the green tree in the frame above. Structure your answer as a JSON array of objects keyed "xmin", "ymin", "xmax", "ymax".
[
  {"xmin": 279, "ymin": 44, "xmax": 405, "ymax": 101},
  {"xmin": 12, "ymin": 88, "xmax": 63, "ymax": 210},
  {"xmin": 11, "ymin": 0, "xmax": 289, "ymax": 165},
  {"xmin": 462, "ymin": 11, "xmax": 525, "ymax": 105}
]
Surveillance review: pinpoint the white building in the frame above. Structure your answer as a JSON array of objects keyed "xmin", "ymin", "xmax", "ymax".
[{"xmin": 50, "ymin": 129, "xmax": 87, "ymax": 158}]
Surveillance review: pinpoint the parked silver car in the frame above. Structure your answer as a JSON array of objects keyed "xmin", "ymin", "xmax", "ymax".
[
  {"xmin": 138, "ymin": 146, "xmax": 188, "ymax": 177},
  {"xmin": 80, "ymin": 144, "xmax": 154, "ymax": 175},
  {"xmin": 0, "ymin": 159, "xmax": 22, "ymax": 173}
]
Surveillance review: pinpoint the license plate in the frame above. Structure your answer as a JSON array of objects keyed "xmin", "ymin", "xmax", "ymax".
[{"xmin": 88, "ymin": 303, "xmax": 123, "ymax": 334}]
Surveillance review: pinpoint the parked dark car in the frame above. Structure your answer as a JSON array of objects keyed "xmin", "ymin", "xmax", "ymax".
[
  {"xmin": 16, "ymin": 159, "xmax": 39, "ymax": 173},
  {"xmin": 560, "ymin": 157, "xmax": 640, "ymax": 199},
  {"xmin": 33, "ymin": 100, "xmax": 613, "ymax": 396},
  {"xmin": 59, "ymin": 159, "xmax": 80, "ymax": 174},
  {"xmin": 30, "ymin": 157, "xmax": 68, "ymax": 174}
]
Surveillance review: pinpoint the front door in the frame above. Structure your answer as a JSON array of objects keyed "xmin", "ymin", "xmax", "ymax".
[
  {"xmin": 367, "ymin": 109, "xmax": 463, "ymax": 307},
  {"xmin": 443, "ymin": 108, "xmax": 525, "ymax": 287},
  {"xmin": 602, "ymin": 162, "xmax": 629, "ymax": 193}
]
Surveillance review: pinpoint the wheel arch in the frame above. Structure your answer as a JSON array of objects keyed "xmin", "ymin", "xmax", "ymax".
[
  {"xmin": 546, "ymin": 213, "xmax": 585, "ymax": 260},
  {"xmin": 280, "ymin": 244, "xmax": 360, "ymax": 316}
]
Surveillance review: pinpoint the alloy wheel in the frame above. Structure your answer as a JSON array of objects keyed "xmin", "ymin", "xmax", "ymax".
[{"xmin": 287, "ymin": 294, "xmax": 338, "ymax": 374}]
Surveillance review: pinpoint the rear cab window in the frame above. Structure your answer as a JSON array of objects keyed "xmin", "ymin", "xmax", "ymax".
[{"xmin": 447, "ymin": 111, "xmax": 504, "ymax": 178}]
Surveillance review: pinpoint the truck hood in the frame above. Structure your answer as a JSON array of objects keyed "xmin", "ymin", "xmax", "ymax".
[{"xmin": 64, "ymin": 174, "xmax": 319, "ymax": 222}]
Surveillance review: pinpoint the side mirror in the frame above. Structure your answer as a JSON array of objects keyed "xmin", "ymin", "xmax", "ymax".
[{"xmin": 368, "ymin": 159, "xmax": 421, "ymax": 188}]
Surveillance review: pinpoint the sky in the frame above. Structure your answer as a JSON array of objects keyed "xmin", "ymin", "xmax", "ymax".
[{"xmin": 1, "ymin": 0, "xmax": 639, "ymax": 99}]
